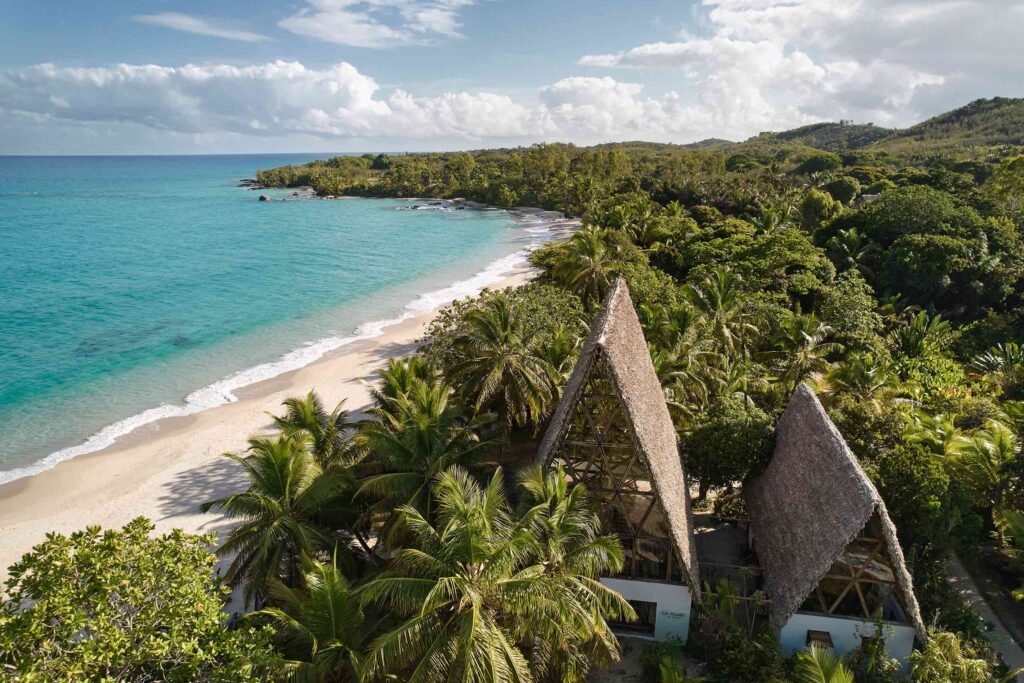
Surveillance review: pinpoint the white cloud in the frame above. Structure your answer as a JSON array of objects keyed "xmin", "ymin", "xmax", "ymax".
[
  {"xmin": 579, "ymin": 0, "xmax": 1024, "ymax": 131},
  {"xmin": 133, "ymin": 12, "xmax": 270, "ymax": 42},
  {"xmin": 0, "ymin": 60, "xmax": 746, "ymax": 145},
  {"xmin": 279, "ymin": 0, "xmax": 475, "ymax": 48},
  {"xmin": 2, "ymin": 0, "xmax": 1022, "ymax": 152}
]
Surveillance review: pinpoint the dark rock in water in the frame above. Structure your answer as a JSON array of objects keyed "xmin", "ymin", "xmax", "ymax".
[
  {"xmin": 259, "ymin": 195, "xmax": 269, "ymax": 201},
  {"xmin": 238, "ymin": 178, "xmax": 261, "ymax": 188},
  {"xmin": 292, "ymin": 191, "xmax": 299, "ymax": 196},
  {"xmin": 455, "ymin": 206, "xmax": 466, "ymax": 210}
]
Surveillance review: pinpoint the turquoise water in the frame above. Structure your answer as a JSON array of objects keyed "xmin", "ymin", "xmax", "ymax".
[{"xmin": 0, "ymin": 155, "xmax": 544, "ymax": 482}]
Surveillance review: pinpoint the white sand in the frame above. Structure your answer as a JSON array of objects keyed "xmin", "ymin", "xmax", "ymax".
[{"xmin": 0, "ymin": 269, "xmax": 534, "ymax": 580}]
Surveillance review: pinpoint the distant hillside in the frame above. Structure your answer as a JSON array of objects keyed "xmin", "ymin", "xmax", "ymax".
[
  {"xmin": 742, "ymin": 98, "xmax": 1024, "ymax": 154},
  {"xmin": 683, "ymin": 138, "xmax": 734, "ymax": 149},
  {"xmin": 589, "ymin": 139, "xmax": 732, "ymax": 152},
  {"xmin": 751, "ymin": 122, "xmax": 894, "ymax": 151},
  {"xmin": 872, "ymin": 97, "xmax": 1024, "ymax": 153}
]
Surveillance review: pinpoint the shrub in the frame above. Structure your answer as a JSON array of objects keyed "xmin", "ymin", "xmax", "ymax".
[
  {"xmin": 824, "ymin": 175, "xmax": 863, "ymax": 205},
  {"xmin": 911, "ymin": 630, "xmax": 1000, "ymax": 683},
  {"xmin": 683, "ymin": 399, "xmax": 775, "ymax": 496},
  {"xmin": 800, "ymin": 188, "xmax": 841, "ymax": 230},
  {"xmin": 796, "ymin": 152, "xmax": 843, "ymax": 175},
  {"xmin": 866, "ymin": 178, "xmax": 897, "ymax": 195},
  {"xmin": 0, "ymin": 518, "xmax": 278, "ymax": 681}
]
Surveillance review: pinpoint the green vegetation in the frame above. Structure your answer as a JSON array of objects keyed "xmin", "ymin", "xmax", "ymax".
[
  {"xmin": 0, "ymin": 518, "xmax": 277, "ymax": 681},
  {"xmin": 5, "ymin": 97, "xmax": 1024, "ymax": 680}
]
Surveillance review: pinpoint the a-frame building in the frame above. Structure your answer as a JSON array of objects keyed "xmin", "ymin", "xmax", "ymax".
[
  {"xmin": 538, "ymin": 279, "xmax": 699, "ymax": 641},
  {"xmin": 745, "ymin": 385, "xmax": 927, "ymax": 667}
]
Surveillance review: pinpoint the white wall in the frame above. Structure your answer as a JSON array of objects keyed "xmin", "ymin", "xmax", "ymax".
[
  {"xmin": 599, "ymin": 577, "xmax": 692, "ymax": 642},
  {"xmin": 779, "ymin": 612, "xmax": 916, "ymax": 671}
]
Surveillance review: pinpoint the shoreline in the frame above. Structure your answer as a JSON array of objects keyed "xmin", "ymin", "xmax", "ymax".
[
  {"xmin": 0, "ymin": 203, "xmax": 575, "ymax": 487},
  {"xmin": 0, "ymin": 200, "xmax": 579, "ymax": 578},
  {"xmin": 0, "ymin": 266, "xmax": 536, "ymax": 580}
]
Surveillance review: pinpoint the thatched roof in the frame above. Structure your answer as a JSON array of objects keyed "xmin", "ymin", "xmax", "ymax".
[
  {"xmin": 744, "ymin": 385, "xmax": 926, "ymax": 640},
  {"xmin": 538, "ymin": 279, "xmax": 699, "ymax": 592}
]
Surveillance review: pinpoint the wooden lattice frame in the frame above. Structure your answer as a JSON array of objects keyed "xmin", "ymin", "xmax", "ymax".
[
  {"xmin": 807, "ymin": 515, "xmax": 905, "ymax": 620},
  {"xmin": 551, "ymin": 353, "xmax": 683, "ymax": 583}
]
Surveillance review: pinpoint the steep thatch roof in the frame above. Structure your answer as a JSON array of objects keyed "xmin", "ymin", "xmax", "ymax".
[
  {"xmin": 744, "ymin": 385, "xmax": 926, "ymax": 640},
  {"xmin": 538, "ymin": 279, "xmax": 699, "ymax": 592}
]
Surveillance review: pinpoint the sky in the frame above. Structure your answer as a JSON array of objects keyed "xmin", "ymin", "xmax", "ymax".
[{"xmin": 1, "ymin": 0, "xmax": 1023, "ymax": 155}]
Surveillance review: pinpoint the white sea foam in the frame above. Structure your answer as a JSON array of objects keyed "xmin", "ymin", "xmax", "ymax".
[{"xmin": 0, "ymin": 208, "xmax": 573, "ymax": 485}]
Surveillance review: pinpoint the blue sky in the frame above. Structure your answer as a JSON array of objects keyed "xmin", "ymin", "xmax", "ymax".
[{"xmin": 1, "ymin": 0, "xmax": 1023, "ymax": 154}]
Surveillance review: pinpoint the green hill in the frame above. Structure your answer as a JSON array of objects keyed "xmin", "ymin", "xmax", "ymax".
[
  {"xmin": 872, "ymin": 97, "xmax": 1024, "ymax": 153},
  {"xmin": 682, "ymin": 137, "xmax": 734, "ymax": 149},
  {"xmin": 751, "ymin": 121, "xmax": 894, "ymax": 151},
  {"xmin": 742, "ymin": 98, "xmax": 1024, "ymax": 155}
]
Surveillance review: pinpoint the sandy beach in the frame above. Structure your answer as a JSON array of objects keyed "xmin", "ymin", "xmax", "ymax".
[{"xmin": 0, "ymin": 268, "xmax": 535, "ymax": 581}]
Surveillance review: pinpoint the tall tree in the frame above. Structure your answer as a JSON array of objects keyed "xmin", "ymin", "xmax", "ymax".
[
  {"xmin": 252, "ymin": 557, "xmax": 364, "ymax": 682},
  {"xmin": 272, "ymin": 391, "xmax": 357, "ymax": 469},
  {"xmin": 826, "ymin": 353, "xmax": 899, "ymax": 410},
  {"xmin": 449, "ymin": 293, "xmax": 556, "ymax": 431},
  {"xmin": 358, "ymin": 378, "xmax": 495, "ymax": 545},
  {"xmin": 0, "ymin": 518, "xmax": 278, "ymax": 681},
  {"xmin": 203, "ymin": 435, "xmax": 354, "ymax": 606},
  {"xmin": 684, "ymin": 269, "xmax": 758, "ymax": 358},
  {"xmin": 774, "ymin": 314, "xmax": 843, "ymax": 394},
  {"xmin": 517, "ymin": 465, "xmax": 633, "ymax": 682},
  {"xmin": 951, "ymin": 420, "xmax": 1019, "ymax": 524},
  {"xmin": 368, "ymin": 356, "xmax": 436, "ymax": 416},
  {"xmin": 552, "ymin": 226, "xmax": 618, "ymax": 308},
  {"xmin": 357, "ymin": 467, "xmax": 630, "ymax": 683}
]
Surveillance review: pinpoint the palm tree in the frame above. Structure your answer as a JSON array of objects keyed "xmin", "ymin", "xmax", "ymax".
[
  {"xmin": 750, "ymin": 199, "xmax": 794, "ymax": 233},
  {"xmin": 553, "ymin": 226, "xmax": 618, "ymax": 307},
  {"xmin": 794, "ymin": 645, "xmax": 854, "ymax": 683},
  {"xmin": 877, "ymin": 294, "xmax": 920, "ymax": 326},
  {"xmin": 640, "ymin": 305, "xmax": 713, "ymax": 418},
  {"xmin": 826, "ymin": 353, "xmax": 899, "ymax": 410},
  {"xmin": 775, "ymin": 314, "xmax": 843, "ymax": 394},
  {"xmin": 449, "ymin": 293, "xmax": 556, "ymax": 431},
  {"xmin": 664, "ymin": 200, "xmax": 687, "ymax": 218},
  {"xmin": 970, "ymin": 343, "xmax": 1024, "ymax": 393},
  {"xmin": 699, "ymin": 355, "xmax": 767, "ymax": 408},
  {"xmin": 638, "ymin": 302, "xmax": 705, "ymax": 351},
  {"xmin": 358, "ymin": 378, "xmax": 496, "ymax": 544},
  {"xmin": 826, "ymin": 227, "xmax": 873, "ymax": 278},
  {"xmin": 612, "ymin": 196, "xmax": 659, "ymax": 245},
  {"xmin": 684, "ymin": 269, "xmax": 758, "ymax": 358},
  {"xmin": 358, "ymin": 467, "xmax": 630, "ymax": 683},
  {"xmin": 888, "ymin": 311, "xmax": 952, "ymax": 360},
  {"xmin": 906, "ymin": 411, "xmax": 967, "ymax": 458},
  {"xmin": 368, "ymin": 356, "xmax": 435, "ymax": 415},
  {"xmin": 536, "ymin": 322, "xmax": 582, "ymax": 383},
  {"xmin": 272, "ymin": 392, "xmax": 357, "ymax": 469},
  {"xmin": 203, "ymin": 435, "xmax": 354, "ymax": 606},
  {"xmin": 971, "ymin": 342, "xmax": 1024, "ymax": 375},
  {"xmin": 910, "ymin": 630, "xmax": 1011, "ymax": 683},
  {"xmin": 252, "ymin": 557, "xmax": 364, "ymax": 682},
  {"xmin": 517, "ymin": 465, "xmax": 634, "ymax": 682},
  {"xmin": 951, "ymin": 420, "xmax": 1019, "ymax": 527},
  {"xmin": 356, "ymin": 468, "xmax": 536, "ymax": 682}
]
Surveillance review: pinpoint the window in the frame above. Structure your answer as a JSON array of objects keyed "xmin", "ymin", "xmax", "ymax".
[
  {"xmin": 609, "ymin": 600, "xmax": 657, "ymax": 636},
  {"xmin": 806, "ymin": 630, "xmax": 834, "ymax": 649},
  {"xmin": 860, "ymin": 635, "xmax": 883, "ymax": 652}
]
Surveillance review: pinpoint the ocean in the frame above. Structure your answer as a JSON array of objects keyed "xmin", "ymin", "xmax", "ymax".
[{"xmin": 0, "ymin": 155, "xmax": 554, "ymax": 483}]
